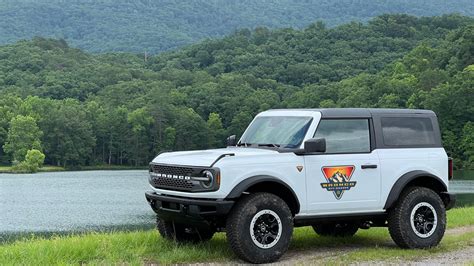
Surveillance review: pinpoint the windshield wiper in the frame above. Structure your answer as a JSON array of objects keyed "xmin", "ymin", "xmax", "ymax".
[
  {"xmin": 237, "ymin": 142, "xmax": 252, "ymax": 147},
  {"xmin": 237, "ymin": 142, "xmax": 281, "ymax": 148},
  {"xmin": 258, "ymin": 143, "xmax": 281, "ymax": 148}
]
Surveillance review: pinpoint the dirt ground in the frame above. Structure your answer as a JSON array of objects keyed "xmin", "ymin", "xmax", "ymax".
[
  {"xmin": 279, "ymin": 225, "xmax": 474, "ymax": 265},
  {"xmin": 204, "ymin": 225, "xmax": 474, "ymax": 265}
]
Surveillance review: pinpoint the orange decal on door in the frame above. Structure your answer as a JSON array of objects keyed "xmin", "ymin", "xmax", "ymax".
[{"xmin": 320, "ymin": 165, "xmax": 356, "ymax": 200}]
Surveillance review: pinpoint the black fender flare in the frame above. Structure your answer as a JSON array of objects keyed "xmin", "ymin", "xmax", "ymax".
[
  {"xmin": 226, "ymin": 175, "xmax": 301, "ymax": 213},
  {"xmin": 384, "ymin": 170, "xmax": 447, "ymax": 210}
]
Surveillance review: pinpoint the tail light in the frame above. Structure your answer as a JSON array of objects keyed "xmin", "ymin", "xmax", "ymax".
[{"xmin": 448, "ymin": 157, "xmax": 453, "ymax": 180}]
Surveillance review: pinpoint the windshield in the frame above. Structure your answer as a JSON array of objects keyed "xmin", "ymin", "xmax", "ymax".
[{"xmin": 239, "ymin": 116, "xmax": 313, "ymax": 148}]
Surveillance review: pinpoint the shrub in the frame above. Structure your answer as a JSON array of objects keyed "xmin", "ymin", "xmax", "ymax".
[{"xmin": 12, "ymin": 149, "xmax": 45, "ymax": 173}]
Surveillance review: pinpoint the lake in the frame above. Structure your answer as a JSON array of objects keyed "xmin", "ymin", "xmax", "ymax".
[
  {"xmin": 0, "ymin": 170, "xmax": 153, "ymax": 241},
  {"xmin": 0, "ymin": 170, "xmax": 473, "ymax": 240}
]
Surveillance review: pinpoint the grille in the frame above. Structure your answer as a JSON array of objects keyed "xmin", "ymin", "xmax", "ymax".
[
  {"xmin": 151, "ymin": 164, "xmax": 194, "ymax": 176},
  {"xmin": 150, "ymin": 164, "xmax": 197, "ymax": 191},
  {"xmin": 151, "ymin": 177, "xmax": 194, "ymax": 190}
]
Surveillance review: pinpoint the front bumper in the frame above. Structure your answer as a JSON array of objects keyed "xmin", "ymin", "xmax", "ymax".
[
  {"xmin": 145, "ymin": 191, "xmax": 234, "ymax": 227},
  {"xmin": 441, "ymin": 192, "xmax": 456, "ymax": 210}
]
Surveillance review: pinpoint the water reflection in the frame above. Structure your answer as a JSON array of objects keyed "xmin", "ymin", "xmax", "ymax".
[
  {"xmin": 451, "ymin": 170, "xmax": 474, "ymax": 206},
  {"xmin": 0, "ymin": 170, "xmax": 154, "ymax": 237}
]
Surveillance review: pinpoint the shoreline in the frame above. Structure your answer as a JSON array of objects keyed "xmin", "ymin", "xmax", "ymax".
[{"xmin": 0, "ymin": 165, "xmax": 148, "ymax": 174}]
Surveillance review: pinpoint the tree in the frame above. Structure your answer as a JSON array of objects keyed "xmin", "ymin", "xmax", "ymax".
[
  {"xmin": 162, "ymin": 127, "xmax": 176, "ymax": 151},
  {"xmin": 0, "ymin": 95, "xmax": 23, "ymax": 164},
  {"xmin": 228, "ymin": 111, "xmax": 253, "ymax": 138},
  {"xmin": 173, "ymin": 108, "xmax": 208, "ymax": 150},
  {"xmin": 206, "ymin": 113, "xmax": 226, "ymax": 148},
  {"xmin": 3, "ymin": 115, "xmax": 43, "ymax": 162},
  {"xmin": 41, "ymin": 100, "xmax": 95, "ymax": 167},
  {"xmin": 104, "ymin": 106, "xmax": 130, "ymax": 165},
  {"xmin": 127, "ymin": 107, "xmax": 153, "ymax": 166},
  {"xmin": 461, "ymin": 122, "xmax": 474, "ymax": 169},
  {"xmin": 0, "ymin": 15, "xmax": 473, "ymax": 167}
]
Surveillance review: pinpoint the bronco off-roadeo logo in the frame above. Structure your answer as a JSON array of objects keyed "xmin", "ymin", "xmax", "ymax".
[{"xmin": 320, "ymin": 166, "xmax": 356, "ymax": 200}]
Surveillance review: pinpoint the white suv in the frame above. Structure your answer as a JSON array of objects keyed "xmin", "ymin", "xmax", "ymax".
[{"xmin": 145, "ymin": 108, "xmax": 455, "ymax": 263}]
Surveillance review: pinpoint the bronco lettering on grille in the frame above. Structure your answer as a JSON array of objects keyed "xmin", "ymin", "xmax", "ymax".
[{"xmin": 150, "ymin": 172, "xmax": 191, "ymax": 180}]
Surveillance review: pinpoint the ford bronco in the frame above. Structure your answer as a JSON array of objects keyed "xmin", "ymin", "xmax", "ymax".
[{"xmin": 145, "ymin": 108, "xmax": 455, "ymax": 263}]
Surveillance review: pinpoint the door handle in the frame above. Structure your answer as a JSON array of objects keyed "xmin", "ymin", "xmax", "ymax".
[{"xmin": 361, "ymin": 164, "xmax": 378, "ymax": 169}]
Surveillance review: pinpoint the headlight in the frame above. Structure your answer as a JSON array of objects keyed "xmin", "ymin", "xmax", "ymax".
[{"xmin": 200, "ymin": 170, "xmax": 214, "ymax": 189}]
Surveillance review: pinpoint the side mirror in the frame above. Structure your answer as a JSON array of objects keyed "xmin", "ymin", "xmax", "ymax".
[
  {"xmin": 226, "ymin": 135, "xmax": 237, "ymax": 146},
  {"xmin": 304, "ymin": 138, "xmax": 326, "ymax": 153}
]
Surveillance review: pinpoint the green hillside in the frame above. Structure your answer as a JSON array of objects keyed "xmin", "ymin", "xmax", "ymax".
[
  {"xmin": 0, "ymin": 0, "xmax": 473, "ymax": 53},
  {"xmin": 0, "ymin": 14, "xmax": 472, "ymax": 169}
]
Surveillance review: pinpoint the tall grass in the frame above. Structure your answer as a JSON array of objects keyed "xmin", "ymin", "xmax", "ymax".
[{"xmin": 0, "ymin": 207, "xmax": 472, "ymax": 265}]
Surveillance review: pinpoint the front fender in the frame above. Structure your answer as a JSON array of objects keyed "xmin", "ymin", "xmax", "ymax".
[{"xmin": 226, "ymin": 175, "xmax": 301, "ymax": 213}]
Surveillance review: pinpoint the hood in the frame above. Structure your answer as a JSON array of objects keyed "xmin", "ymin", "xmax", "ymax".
[{"xmin": 151, "ymin": 147, "xmax": 278, "ymax": 167}]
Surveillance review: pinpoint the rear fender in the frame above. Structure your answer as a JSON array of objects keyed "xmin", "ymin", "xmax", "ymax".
[{"xmin": 384, "ymin": 170, "xmax": 447, "ymax": 210}]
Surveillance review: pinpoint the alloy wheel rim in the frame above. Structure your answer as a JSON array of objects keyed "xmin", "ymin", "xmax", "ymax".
[
  {"xmin": 249, "ymin": 209, "xmax": 282, "ymax": 249},
  {"xmin": 410, "ymin": 202, "xmax": 438, "ymax": 238}
]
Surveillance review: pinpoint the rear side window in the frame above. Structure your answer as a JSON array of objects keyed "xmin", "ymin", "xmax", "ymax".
[
  {"xmin": 314, "ymin": 119, "xmax": 370, "ymax": 153},
  {"xmin": 381, "ymin": 117, "xmax": 436, "ymax": 146}
]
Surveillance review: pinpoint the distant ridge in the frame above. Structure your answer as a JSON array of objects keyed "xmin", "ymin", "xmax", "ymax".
[{"xmin": 0, "ymin": 0, "xmax": 473, "ymax": 53}]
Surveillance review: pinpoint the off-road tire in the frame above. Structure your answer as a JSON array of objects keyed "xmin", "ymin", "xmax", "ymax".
[
  {"xmin": 156, "ymin": 216, "xmax": 215, "ymax": 243},
  {"xmin": 312, "ymin": 222, "xmax": 359, "ymax": 237},
  {"xmin": 226, "ymin": 192, "xmax": 293, "ymax": 263},
  {"xmin": 388, "ymin": 186, "xmax": 446, "ymax": 249}
]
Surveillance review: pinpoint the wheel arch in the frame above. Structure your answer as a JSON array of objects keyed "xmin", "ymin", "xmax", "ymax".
[
  {"xmin": 226, "ymin": 175, "xmax": 300, "ymax": 215},
  {"xmin": 384, "ymin": 170, "xmax": 448, "ymax": 210}
]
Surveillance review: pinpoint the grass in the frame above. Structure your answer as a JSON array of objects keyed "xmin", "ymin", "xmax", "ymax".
[
  {"xmin": 0, "ymin": 166, "xmax": 12, "ymax": 173},
  {"xmin": 0, "ymin": 207, "xmax": 473, "ymax": 265},
  {"xmin": 39, "ymin": 166, "xmax": 66, "ymax": 172},
  {"xmin": 0, "ymin": 232, "xmax": 234, "ymax": 265},
  {"xmin": 0, "ymin": 165, "xmax": 65, "ymax": 173}
]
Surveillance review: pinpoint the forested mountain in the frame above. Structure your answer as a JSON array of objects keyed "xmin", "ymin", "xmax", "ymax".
[
  {"xmin": 0, "ymin": 15, "xmax": 472, "ymax": 169},
  {"xmin": 0, "ymin": 0, "xmax": 473, "ymax": 53}
]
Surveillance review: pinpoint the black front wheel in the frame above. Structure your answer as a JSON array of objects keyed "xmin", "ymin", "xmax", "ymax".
[
  {"xmin": 156, "ymin": 217, "xmax": 215, "ymax": 243},
  {"xmin": 226, "ymin": 192, "xmax": 293, "ymax": 263}
]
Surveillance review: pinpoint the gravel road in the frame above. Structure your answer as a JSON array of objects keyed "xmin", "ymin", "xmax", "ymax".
[
  {"xmin": 357, "ymin": 225, "xmax": 474, "ymax": 265},
  {"xmin": 213, "ymin": 225, "xmax": 474, "ymax": 265}
]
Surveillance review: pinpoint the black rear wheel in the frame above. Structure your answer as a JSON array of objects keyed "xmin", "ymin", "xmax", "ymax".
[
  {"xmin": 312, "ymin": 222, "xmax": 359, "ymax": 237},
  {"xmin": 388, "ymin": 186, "xmax": 446, "ymax": 248},
  {"xmin": 156, "ymin": 217, "xmax": 215, "ymax": 243}
]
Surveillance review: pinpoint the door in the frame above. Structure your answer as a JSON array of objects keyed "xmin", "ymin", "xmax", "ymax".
[{"xmin": 304, "ymin": 118, "xmax": 382, "ymax": 214}]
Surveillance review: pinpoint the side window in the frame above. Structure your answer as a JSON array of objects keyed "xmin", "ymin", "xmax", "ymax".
[
  {"xmin": 381, "ymin": 117, "xmax": 436, "ymax": 146},
  {"xmin": 314, "ymin": 119, "xmax": 370, "ymax": 153}
]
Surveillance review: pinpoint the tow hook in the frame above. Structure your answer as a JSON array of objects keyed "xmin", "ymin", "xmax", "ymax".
[{"xmin": 360, "ymin": 221, "xmax": 371, "ymax": 229}]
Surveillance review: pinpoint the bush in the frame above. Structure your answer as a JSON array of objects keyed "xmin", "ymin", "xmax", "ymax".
[{"xmin": 12, "ymin": 149, "xmax": 45, "ymax": 173}]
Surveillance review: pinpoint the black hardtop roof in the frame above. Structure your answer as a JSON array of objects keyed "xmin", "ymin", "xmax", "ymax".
[{"xmin": 268, "ymin": 108, "xmax": 436, "ymax": 118}]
